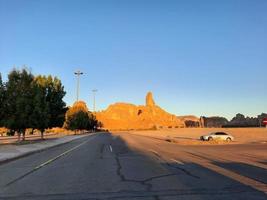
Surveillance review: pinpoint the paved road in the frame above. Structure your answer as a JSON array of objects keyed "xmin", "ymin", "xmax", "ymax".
[{"xmin": 0, "ymin": 132, "xmax": 266, "ymax": 200}]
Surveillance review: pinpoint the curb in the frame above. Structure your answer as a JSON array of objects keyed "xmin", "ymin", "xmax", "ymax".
[{"xmin": 0, "ymin": 133, "xmax": 97, "ymax": 165}]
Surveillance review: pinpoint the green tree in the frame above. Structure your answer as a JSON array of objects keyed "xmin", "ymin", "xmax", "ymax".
[
  {"xmin": 3, "ymin": 69, "xmax": 34, "ymax": 140},
  {"xmin": 42, "ymin": 75, "xmax": 66, "ymax": 128},
  {"xmin": 66, "ymin": 111, "xmax": 90, "ymax": 131},
  {"xmin": 0, "ymin": 73, "xmax": 6, "ymax": 126},
  {"xmin": 2, "ymin": 68, "xmax": 67, "ymax": 140},
  {"xmin": 64, "ymin": 101, "xmax": 98, "ymax": 132},
  {"xmin": 88, "ymin": 112, "xmax": 99, "ymax": 131},
  {"xmin": 30, "ymin": 75, "xmax": 66, "ymax": 139},
  {"xmin": 30, "ymin": 78, "xmax": 50, "ymax": 139}
]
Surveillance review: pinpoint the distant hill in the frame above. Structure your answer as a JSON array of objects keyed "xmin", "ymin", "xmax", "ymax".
[
  {"xmin": 177, "ymin": 115, "xmax": 200, "ymax": 127},
  {"xmin": 96, "ymin": 92, "xmax": 185, "ymax": 130},
  {"xmin": 223, "ymin": 113, "xmax": 267, "ymax": 127},
  {"xmin": 200, "ymin": 116, "xmax": 229, "ymax": 128}
]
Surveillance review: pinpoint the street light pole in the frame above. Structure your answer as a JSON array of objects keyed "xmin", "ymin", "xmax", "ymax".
[
  {"xmin": 74, "ymin": 70, "xmax": 83, "ymax": 102},
  {"xmin": 92, "ymin": 89, "xmax": 98, "ymax": 112}
]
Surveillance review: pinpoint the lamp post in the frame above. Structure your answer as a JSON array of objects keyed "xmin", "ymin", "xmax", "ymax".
[
  {"xmin": 74, "ymin": 70, "xmax": 83, "ymax": 101},
  {"xmin": 92, "ymin": 89, "xmax": 98, "ymax": 113}
]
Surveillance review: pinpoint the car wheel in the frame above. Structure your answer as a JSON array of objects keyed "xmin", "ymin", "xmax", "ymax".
[
  {"xmin": 226, "ymin": 137, "xmax": 232, "ymax": 142},
  {"xmin": 208, "ymin": 137, "xmax": 213, "ymax": 141}
]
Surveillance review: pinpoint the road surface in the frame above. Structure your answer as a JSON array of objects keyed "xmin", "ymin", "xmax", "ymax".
[{"xmin": 0, "ymin": 132, "xmax": 266, "ymax": 199}]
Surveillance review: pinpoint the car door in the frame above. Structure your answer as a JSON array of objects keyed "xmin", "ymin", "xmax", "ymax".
[
  {"xmin": 216, "ymin": 132, "xmax": 226, "ymax": 140},
  {"xmin": 215, "ymin": 132, "xmax": 223, "ymax": 140}
]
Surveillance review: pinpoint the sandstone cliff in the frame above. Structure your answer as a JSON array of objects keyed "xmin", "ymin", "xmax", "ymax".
[
  {"xmin": 96, "ymin": 92, "xmax": 184, "ymax": 130},
  {"xmin": 177, "ymin": 115, "xmax": 200, "ymax": 127}
]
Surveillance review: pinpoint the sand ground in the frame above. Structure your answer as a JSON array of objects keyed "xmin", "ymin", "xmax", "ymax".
[{"xmin": 126, "ymin": 128, "xmax": 267, "ymax": 145}]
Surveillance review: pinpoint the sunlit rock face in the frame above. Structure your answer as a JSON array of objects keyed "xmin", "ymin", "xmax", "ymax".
[
  {"xmin": 146, "ymin": 91, "xmax": 155, "ymax": 107},
  {"xmin": 96, "ymin": 92, "xmax": 185, "ymax": 130}
]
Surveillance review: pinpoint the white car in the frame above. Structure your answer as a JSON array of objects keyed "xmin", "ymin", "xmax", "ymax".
[{"xmin": 200, "ymin": 132, "xmax": 234, "ymax": 142}]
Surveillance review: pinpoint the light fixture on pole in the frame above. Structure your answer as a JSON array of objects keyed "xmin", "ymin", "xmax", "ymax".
[{"xmin": 74, "ymin": 70, "xmax": 83, "ymax": 102}]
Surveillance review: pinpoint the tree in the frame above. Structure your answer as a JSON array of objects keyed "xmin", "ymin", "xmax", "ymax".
[
  {"xmin": 44, "ymin": 75, "xmax": 66, "ymax": 128},
  {"xmin": 3, "ymin": 69, "xmax": 34, "ymax": 140},
  {"xmin": 64, "ymin": 101, "xmax": 98, "ymax": 132},
  {"xmin": 1, "ymin": 68, "xmax": 67, "ymax": 140},
  {"xmin": 30, "ymin": 77, "xmax": 50, "ymax": 139},
  {"xmin": 88, "ymin": 112, "xmax": 99, "ymax": 131},
  {"xmin": 0, "ymin": 73, "xmax": 6, "ymax": 126},
  {"xmin": 66, "ymin": 111, "xmax": 90, "ymax": 131},
  {"xmin": 30, "ymin": 75, "xmax": 66, "ymax": 139}
]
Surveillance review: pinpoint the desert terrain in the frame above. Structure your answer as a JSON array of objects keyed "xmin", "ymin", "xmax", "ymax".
[{"xmin": 125, "ymin": 128, "xmax": 267, "ymax": 145}]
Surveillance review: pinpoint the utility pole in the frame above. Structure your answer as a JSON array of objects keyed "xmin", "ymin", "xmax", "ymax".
[
  {"xmin": 92, "ymin": 89, "xmax": 98, "ymax": 112},
  {"xmin": 74, "ymin": 70, "xmax": 83, "ymax": 101}
]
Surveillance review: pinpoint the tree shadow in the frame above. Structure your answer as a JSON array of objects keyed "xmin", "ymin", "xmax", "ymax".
[{"xmin": 109, "ymin": 133, "xmax": 267, "ymax": 199}]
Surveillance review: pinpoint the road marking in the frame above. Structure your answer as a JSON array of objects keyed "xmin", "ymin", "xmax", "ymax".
[
  {"xmin": 5, "ymin": 135, "xmax": 96, "ymax": 187},
  {"xmin": 34, "ymin": 139, "xmax": 89, "ymax": 170},
  {"xmin": 148, "ymin": 149, "xmax": 158, "ymax": 155},
  {"xmin": 109, "ymin": 145, "xmax": 113, "ymax": 152},
  {"xmin": 170, "ymin": 158, "xmax": 184, "ymax": 165}
]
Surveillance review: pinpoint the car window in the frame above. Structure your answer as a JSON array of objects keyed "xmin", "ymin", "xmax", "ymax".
[{"xmin": 215, "ymin": 132, "xmax": 227, "ymax": 135}]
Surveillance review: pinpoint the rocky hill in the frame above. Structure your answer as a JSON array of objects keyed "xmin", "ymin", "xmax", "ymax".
[
  {"xmin": 96, "ymin": 92, "xmax": 185, "ymax": 130},
  {"xmin": 200, "ymin": 116, "xmax": 229, "ymax": 128},
  {"xmin": 177, "ymin": 115, "xmax": 200, "ymax": 127}
]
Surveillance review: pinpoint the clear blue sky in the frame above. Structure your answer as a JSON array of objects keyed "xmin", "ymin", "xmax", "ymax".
[{"xmin": 0, "ymin": 0, "xmax": 266, "ymax": 119}]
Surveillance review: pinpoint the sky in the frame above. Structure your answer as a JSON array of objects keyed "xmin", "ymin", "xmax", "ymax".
[{"xmin": 0, "ymin": 0, "xmax": 266, "ymax": 119}]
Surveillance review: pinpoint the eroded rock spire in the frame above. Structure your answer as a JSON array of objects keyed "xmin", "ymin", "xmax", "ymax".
[{"xmin": 146, "ymin": 91, "xmax": 155, "ymax": 107}]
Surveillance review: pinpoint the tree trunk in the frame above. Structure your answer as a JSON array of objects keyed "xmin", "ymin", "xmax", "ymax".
[
  {"xmin": 41, "ymin": 131, "xmax": 44, "ymax": 140},
  {"xmin": 22, "ymin": 130, "xmax": 25, "ymax": 141},
  {"xmin": 17, "ymin": 131, "xmax": 21, "ymax": 142}
]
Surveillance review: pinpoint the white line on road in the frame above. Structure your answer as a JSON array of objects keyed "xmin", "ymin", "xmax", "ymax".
[
  {"xmin": 109, "ymin": 145, "xmax": 113, "ymax": 152},
  {"xmin": 148, "ymin": 149, "xmax": 159, "ymax": 155},
  {"xmin": 170, "ymin": 158, "xmax": 184, "ymax": 165}
]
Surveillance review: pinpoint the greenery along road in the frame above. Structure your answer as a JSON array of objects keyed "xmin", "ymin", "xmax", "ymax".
[{"xmin": 0, "ymin": 68, "xmax": 99, "ymax": 141}]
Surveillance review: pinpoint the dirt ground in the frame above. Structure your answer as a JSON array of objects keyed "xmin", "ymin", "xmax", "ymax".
[{"xmin": 126, "ymin": 128, "xmax": 267, "ymax": 145}]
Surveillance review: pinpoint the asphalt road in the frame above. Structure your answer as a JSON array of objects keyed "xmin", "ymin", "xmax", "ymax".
[{"xmin": 0, "ymin": 132, "xmax": 266, "ymax": 200}]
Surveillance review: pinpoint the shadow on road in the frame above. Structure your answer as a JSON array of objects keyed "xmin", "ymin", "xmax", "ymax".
[
  {"xmin": 0, "ymin": 132, "xmax": 266, "ymax": 200},
  {"xmin": 108, "ymin": 133, "xmax": 267, "ymax": 200}
]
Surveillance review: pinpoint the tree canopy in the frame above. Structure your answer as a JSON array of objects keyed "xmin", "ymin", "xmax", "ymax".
[
  {"xmin": 64, "ymin": 101, "xmax": 98, "ymax": 131},
  {"xmin": 0, "ymin": 68, "xmax": 66, "ymax": 140},
  {"xmin": 0, "ymin": 74, "xmax": 6, "ymax": 126}
]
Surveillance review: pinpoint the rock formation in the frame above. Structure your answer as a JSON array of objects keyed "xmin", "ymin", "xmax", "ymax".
[
  {"xmin": 177, "ymin": 115, "xmax": 200, "ymax": 127},
  {"xmin": 96, "ymin": 92, "xmax": 184, "ymax": 130},
  {"xmin": 223, "ymin": 113, "xmax": 266, "ymax": 127},
  {"xmin": 199, "ymin": 116, "xmax": 228, "ymax": 128},
  {"xmin": 146, "ymin": 91, "xmax": 155, "ymax": 107}
]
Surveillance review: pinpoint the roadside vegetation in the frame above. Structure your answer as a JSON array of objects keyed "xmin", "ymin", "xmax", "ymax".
[
  {"xmin": 64, "ymin": 101, "xmax": 101, "ymax": 133},
  {"xmin": 0, "ymin": 68, "xmax": 100, "ymax": 142}
]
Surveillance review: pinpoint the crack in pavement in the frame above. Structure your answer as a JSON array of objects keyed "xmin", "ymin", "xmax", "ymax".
[
  {"xmin": 115, "ymin": 155, "xmax": 152, "ymax": 191},
  {"xmin": 165, "ymin": 162, "xmax": 200, "ymax": 179},
  {"xmin": 114, "ymin": 152, "xmax": 200, "ymax": 200},
  {"xmin": 149, "ymin": 149, "xmax": 200, "ymax": 179}
]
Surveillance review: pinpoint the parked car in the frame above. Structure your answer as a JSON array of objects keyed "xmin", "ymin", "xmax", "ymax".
[{"xmin": 200, "ymin": 132, "xmax": 234, "ymax": 142}]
